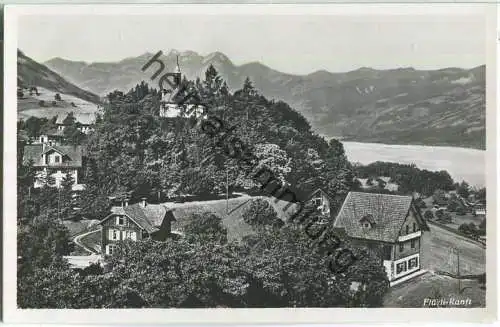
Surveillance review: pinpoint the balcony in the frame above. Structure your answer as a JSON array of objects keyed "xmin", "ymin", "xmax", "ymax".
[{"xmin": 397, "ymin": 230, "xmax": 422, "ymax": 242}]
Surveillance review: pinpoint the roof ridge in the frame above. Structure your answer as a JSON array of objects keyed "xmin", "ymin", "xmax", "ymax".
[{"xmin": 349, "ymin": 191, "xmax": 412, "ymax": 199}]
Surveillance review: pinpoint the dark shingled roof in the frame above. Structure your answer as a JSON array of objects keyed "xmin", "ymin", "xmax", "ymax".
[
  {"xmin": 103, "ymin": 203, "xmax": 169, "ymax": 234},
  {"xmin": 333, "ymin": 192, "xmax": 425, "ymax": 243},
  {"xmin": 23, "ymin": 144, "xmax": 83, "ymax": 168}
]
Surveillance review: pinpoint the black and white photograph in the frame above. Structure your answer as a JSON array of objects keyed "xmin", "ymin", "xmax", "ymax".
[{"xmin": 3, "ymin": 3, "xmax": 497, "ymax": 324}]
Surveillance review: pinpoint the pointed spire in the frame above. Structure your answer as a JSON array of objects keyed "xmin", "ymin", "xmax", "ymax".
[{"xmin": 175, "ymin": 55, "xmax": 181, "ymax": 74}]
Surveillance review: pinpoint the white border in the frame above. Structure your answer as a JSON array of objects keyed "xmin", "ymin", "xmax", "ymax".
[{"xmin": 3, "ymin": 3, "xmax": 497, "ymax": 324}]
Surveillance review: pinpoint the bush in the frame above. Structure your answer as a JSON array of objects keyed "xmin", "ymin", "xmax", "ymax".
[
  {"xmin": 52, "ymin": 101, "xmax": 57, "ymax": 107},
  {"xmin": 38, "ymin": 100, "xmax": 45, "ymax": 107},
  {"xmin": 424, "ymin": 210, "xmax": 434, "ymax": 220},
  {"xmin": 435, "ymin": 209, "xmax": 444, "ymax": 219},
  {"xmin": 242, "ymin": 198, "xmax": 280, "ymax": 227},
  {"xmin": 55, "ymin": 93, "xmax": 62, "ymax": 101}
]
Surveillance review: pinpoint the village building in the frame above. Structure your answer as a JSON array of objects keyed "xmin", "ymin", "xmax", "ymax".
[
  {"xmin": 333, "ymin": 191, "xmax": 429, "ymax": 286},
  {"xmin": 56, "ymin": 112, "xmax": 96, "ymax": 134},
  {"xmin": 98, "ymin": 198, "xmax": 177, "ymax": 255},
  {"xmin": 308, "ymin": 188, "xmax": 331, "ymax": 217},
  {"xmin": 34, "ymin": 129, "xmax": 65, "ymax": 146},
  {"xmin": 159, "ymin": 56, "xmax": 207, "ymax": 119},
  {"xmin": 22, "ymin": 143, "xmax": 83, "ymax": 188}
]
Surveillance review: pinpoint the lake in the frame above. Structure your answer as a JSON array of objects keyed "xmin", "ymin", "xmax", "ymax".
[{"xmin": 342, "ymin": 141, "xmax": 486, "ymax": 187}]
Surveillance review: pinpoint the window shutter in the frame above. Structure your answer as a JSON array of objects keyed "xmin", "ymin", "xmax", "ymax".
[
  {"xmin": 122, "ymin": 231, "xmax": 127, "ymax": 240},
  {"xmin": 115, "ymin": 216, "xmax": 119, "ymax": 225},
  {"xmin": 108, "ymin": 229, "xmax": 113, "ymax": 240},
  {"xmin": 131, "ymin": 232, "xmax": 137, "ymax": 241}
]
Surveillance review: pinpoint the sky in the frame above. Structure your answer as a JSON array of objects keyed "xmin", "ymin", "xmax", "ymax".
[{"xmin": 18, "ymin": 12, "xmax": 486, "ymax": 75}]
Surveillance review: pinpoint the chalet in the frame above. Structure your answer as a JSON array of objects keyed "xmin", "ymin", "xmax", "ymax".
[
  {"xmin": 307, "ymin": 188, "xmax": 331, "ymax": 217},
  {"xmin": 98, "ymin": 198, "xmax": 176, "ymax": 255},
  {"xmin": 22, "ymin": 143, "xmax": 83, "ymax": 188},
  {"xmin": 56, "ymin": 112, "xmax": 96, "ymax": 134},
  {"xmin": 333, "ymin": 192, "xmax": 429, "ymax": 285},
  {"xmin": 35, "ymin": 129, "xmax": 65, "ymax": 146}
]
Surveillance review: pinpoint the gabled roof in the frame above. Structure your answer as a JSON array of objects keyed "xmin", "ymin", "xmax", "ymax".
[
  {"xmin": 99, "ymin": 203, "xmax": 171, "ymax": 234},
  {"xmin": 56, "ymin": 112, "xmax": 96, "ymax": 125},
  {"xmin": 41, "ymin": 145, "xmax": 67, "ymax": 156},
  {"xmin": 333, "ymin": 192, "xmax": 426, "ymax": 243},
  {"xmin": 22, "ymin": 144, "xmax": 83, "ymax": 167}
]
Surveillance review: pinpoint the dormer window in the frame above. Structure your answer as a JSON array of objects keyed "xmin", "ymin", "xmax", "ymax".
[{"xmin": 359, "ymin": 214, "xmax": 375, "ymax": 229}]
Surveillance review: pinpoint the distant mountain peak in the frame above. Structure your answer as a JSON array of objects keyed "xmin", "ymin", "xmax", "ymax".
[{"xmin": 203, "ymin": 51, "xmax": 232, "ymax": 65}]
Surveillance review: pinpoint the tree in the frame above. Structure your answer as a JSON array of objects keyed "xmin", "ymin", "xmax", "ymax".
[
  {"xmin": 457, "ymin": 181, "xmax": 470, "ymax": 199},
  {"xmin": 424, "ymin": 210, "xmax": 434, "ymax": 220},
  {"xmin": 55, "ymin": 93, "xmax": 62, "ymax": 101},
  {"xmin": 184, "ymin": 211, "xmax": 228, "ymax": 244},
  {"xmin": 242, "ymin": 198, "xmax": 281, "ymax": 228}
]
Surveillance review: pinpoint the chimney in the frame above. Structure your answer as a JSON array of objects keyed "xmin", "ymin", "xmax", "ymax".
[
  {"xmin": 124, "ymin": 198, "xmax": 129, "ymax": 207},
  {"xmin": 141, "ymin": 197, "xmax": 147, "ymax": 208}
]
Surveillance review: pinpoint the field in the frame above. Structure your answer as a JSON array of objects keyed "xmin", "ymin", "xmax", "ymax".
[
  {"xmin": 18, "ymin": 87, "xmax": 99, "ymax": 120},
  {"xmin": 384, "ymin": 223, "xmax": 486, "ymax": 307},
  {"xmin": 343, "ymin": 141, "xmax": 485, "ymax": 187}
]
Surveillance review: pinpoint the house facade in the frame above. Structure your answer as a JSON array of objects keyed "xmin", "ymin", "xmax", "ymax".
[
  {"xmin": 56, "ymin": 112, "xmax": 96, "ymax": 134},
  {"xmin": 333, "ymin": 192, "xmax": 429, "ymax": 284},
  {"xmin": 308, "ymin": 188, "xmax": 331, "ymax": 217},
  {"xmin": 22, "ymin": 143, "xmax": 83, "ymax": 188},
  {"xmin": 98, "ymin": 198, "xmax": 176, "ymax": 255},
  {"xmin": 35, "ymin": 129, "xmax": 65, "ymax": 146}
]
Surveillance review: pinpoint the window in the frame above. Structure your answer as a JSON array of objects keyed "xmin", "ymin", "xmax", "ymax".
[
  {"xmin": 116, "ymin": 216, "xmax": 125, "ymax": 226},
  {"xmin": 408, "ymin": 257, "xmax": 419, "ymax": 269},
  {"xmin": 413, "ymin": 223, "xmax": 417, "ymax": 233},
  {"xmin": 108, "ymin": 229, "xmax": 120, "ymax": 241},
  {"xmin": 106, "ymin": 244, "xmax": 117, "ymax": 255},
  {"xmin": 122, "ymin": 231, "xmax": 137, "ymax": 241},
  {"xmin": 364, "ymin": 222, "xmax": 370, "ymax": 228},
  {"xmin": 399, "ymin": 243, "xmax": 404, "ymax": 252},
  {"xmin": 411, "ymin": 239, "xmax": 415, "ymax": 249},
  {"xmin": 54, "ymin": 155, "xmax": 60, "ymax": 163},
  {"xmin": 396, "ymin": 262, "xmax": 407, "ymax": 274},
  {"xmin": 405, "ymin": 225, "xmax": 409, "ymax": 234}
]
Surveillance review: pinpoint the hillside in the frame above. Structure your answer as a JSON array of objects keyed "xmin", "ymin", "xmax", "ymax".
[
  {"xmin": 17, "ymin": 50, "xmax": 101, "ymax": 120},
  {"xmin": 44, "ymin": 50, "xmax": 486, "ymax": 149}
]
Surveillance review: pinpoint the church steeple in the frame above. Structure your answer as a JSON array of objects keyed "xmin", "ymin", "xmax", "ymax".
[{"xmin": 174, "ymin": 55, "xmax": 181, "ymax": 86}]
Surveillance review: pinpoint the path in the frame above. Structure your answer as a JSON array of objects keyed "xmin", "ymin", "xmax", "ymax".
[{"xmin": 74, "ymin": 229, "xmax": 100, "ymax": 254}]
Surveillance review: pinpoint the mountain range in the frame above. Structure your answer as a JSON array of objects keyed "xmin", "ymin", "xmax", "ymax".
[{"xmin": 34, "ymin": 49, "xmax": 486, "ymax": 149}]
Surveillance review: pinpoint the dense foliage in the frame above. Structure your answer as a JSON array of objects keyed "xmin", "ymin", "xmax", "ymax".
[
  {"xmin": 355, "ymin": 161, "xmax": 455, "ymax": 196},
  {"xmin": 17, "ymin": 66, "xmax": 393, "ymax": 308}
]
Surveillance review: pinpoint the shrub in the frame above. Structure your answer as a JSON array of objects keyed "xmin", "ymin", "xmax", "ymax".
[
  {"xmin": 52, "ymin": 101, "xmax": 57, "ymax": 107},
  {"xmin": 435, "ymin": 209, "xmax": 444, "ymax": 219},
  {"xmin": 38, "ymin": 100, "xmax": 45, "ymax": 107},
  {"xmin": 424, "ymin": 210, "xmax": 434, "ymax": 220},
  {"xmin": 55, "ymin": 93, "xmax": 62, "ymax": 101},
  {"xmin": 242, "ymin": 198, "xmax": 280, "ymax": 227}
]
